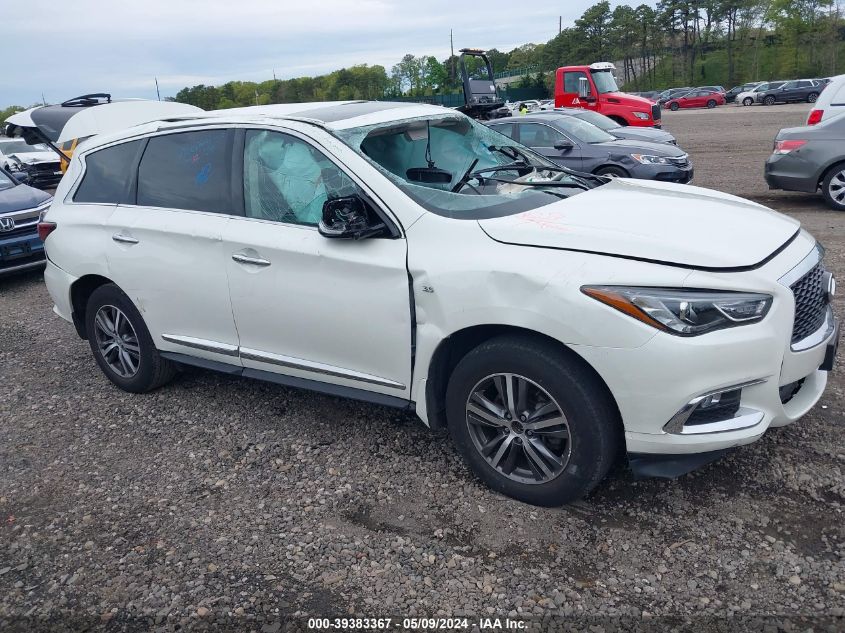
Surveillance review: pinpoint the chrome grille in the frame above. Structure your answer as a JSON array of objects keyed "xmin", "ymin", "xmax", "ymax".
[
  {"xmin": 651, "ymin": 103, "xmax": 661, "ymax": 121},
  {"xmin": 790, "ymin": 262, "xmax": 828, "ymax": 343},
  {"xmin": 667, "ymin": 154, "xmax": 690, "ymax": 167}
]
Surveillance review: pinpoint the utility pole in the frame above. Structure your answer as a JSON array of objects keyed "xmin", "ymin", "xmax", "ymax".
[
  {"xmin": 559, "ymin": 16, "xmax": 562, "ymax": 36},
  {"xmin": 450, "ymin": 29, "xmax": 455, "ymax": 87},
  {"xmin": 155, "ymin": 77, "xmax": 161, "ymax": 101},
  {"xmin": 41, "ymin": 92, "xmax": 46, "ymax": 105}
]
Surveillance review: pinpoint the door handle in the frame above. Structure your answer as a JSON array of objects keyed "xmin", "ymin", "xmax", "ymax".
[
  {"xmin": 232, "ymin": 253, "xmax": 271, "ymax": 267},
  {"xmin": 112, "ymin": 233, "xmax": 139, "ymax": 245}
]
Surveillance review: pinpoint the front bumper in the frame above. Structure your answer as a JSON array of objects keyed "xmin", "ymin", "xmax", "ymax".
[
  {"xmin": 632, "ymin": 163, "xmax": 693, "ymax": 184},
  {"xmin": 571, "ymin": 233, "xmax": 836, "ymax": 459},
  {"xmin": 0, "ymin": 230, "xmax": 44, "ymax": 276}
]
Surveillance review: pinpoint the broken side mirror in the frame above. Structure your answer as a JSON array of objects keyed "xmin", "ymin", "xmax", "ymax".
[{"xmin": 318, "ymin": 195, "xmax": 387, "ymax": 240}]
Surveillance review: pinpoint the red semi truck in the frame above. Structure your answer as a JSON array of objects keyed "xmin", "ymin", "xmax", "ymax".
[{"xmin": 554, "ymin": 62, "xmax": 661, "ymax": 128}]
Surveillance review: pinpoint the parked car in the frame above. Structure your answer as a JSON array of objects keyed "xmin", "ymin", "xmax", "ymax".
[
  {"xmin": 736, "ymin": 81, "xmax": 786, "ymax": 106},
  {"xmin": 532, "ymin": 107, "xmax": 678, "ymax": 144},
  {"xmin": 807, "ymin": 73, "xmax": 845, "ymax": 125},
  {"xmin": 0, "ymin": 138, "xmax": 63, "ymax": 189},
  {"xmin": 664, "ymin": 89, "xmax": 726, "ymax": 110},
  {"xmin": 658, "ymin": 87, "xmax": 692, "ymax": 104},
  {"xmin": 695, "ymin": 85, "xmax": 726, "ymax": 96},
  {"xmin": 41, "ymin": 101, "xmax": 837, "ymax": 506},
  {"xmin": 765, "ymin": 111, "xmax": 845, "ymax": 211},
  {"xmin": 725, "ymin": 82, "xmax": 764, "ymax": 103},
  {"xmin": 538, "ymin": 99, "xmax": 555, "ymax": 110},
  {"xmin": 758, "ymin": 79, "xmax": 821, "ymax": 105},
  {"xmin": 4, "ymin": 94, "xmax": 203, "ymax": 174},
  {"xmin": 0, "ymin": 166, "xmax": 52, "ymax": 276},
  {"xmin": 486, "ymin": 114, "xmax": 691, "ymax": 182}
]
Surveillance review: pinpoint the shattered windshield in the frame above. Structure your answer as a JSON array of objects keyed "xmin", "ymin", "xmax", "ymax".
[{"xmin": 334, "ymin": 114, "xmax": 597, "ymax": 219}]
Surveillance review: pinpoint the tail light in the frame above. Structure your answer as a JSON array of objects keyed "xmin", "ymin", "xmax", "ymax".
[
  {"xmin": 773, "ymin": 140, "xmax": 807, "ymax": 155},
  {"xmin": 37, "ymin": 221, "xmax": 57, "ymax": 241},
  {"xmin": 807, "ymin": 109, "xmax": 823, "ymax": 125}
]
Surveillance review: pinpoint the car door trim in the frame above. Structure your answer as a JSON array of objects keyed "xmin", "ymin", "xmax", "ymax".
[
  {"xmin": 161, "ymin": 334, "xmax": 239, "ymax": 356},
  {"xmin": 239, "ymin": 346, "xmax": 406, "ymax": 390}
]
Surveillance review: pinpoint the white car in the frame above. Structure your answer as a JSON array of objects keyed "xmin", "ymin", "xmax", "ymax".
[
  {"xmin": 807, "ymin": 73, "xmax": 845, "ymax": 124},
  {"xmin": 40, "ymin": 101, "xmax": 838, "ymax": 506},
  {"xmin": 0, "ymin": 139, "xmax": 63, "ymax": 187}
]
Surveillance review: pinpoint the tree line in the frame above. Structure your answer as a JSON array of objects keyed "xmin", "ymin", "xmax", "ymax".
[{"xmin": 2, "ymin": 0, "xmax": 843, "ymax": 117}]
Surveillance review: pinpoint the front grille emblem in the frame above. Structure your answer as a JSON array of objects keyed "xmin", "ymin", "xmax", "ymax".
[{"xmin": 0, "ymin": 216, "xmax": 15, "ymax": 232}]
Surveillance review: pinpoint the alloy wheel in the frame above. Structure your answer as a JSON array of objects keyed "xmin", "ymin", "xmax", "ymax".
[
  {"xmin": 829, "ymin": 169, "xmax": 845, "ymax": 206},
  {"xmin": 93, "ymin": 305, "xmax": 141, "ymax": 378},
  {"xmin": 465, "ymin": 373, "xmax": 572, "ymax": 485}
]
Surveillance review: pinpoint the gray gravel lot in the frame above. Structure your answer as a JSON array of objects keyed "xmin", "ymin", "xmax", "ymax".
[{"xmin": 1, "ymin": 102, "xmax": 844, "ymax": 631}]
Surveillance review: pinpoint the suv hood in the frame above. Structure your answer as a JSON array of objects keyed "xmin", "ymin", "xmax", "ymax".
[
  {"xmin": 0, "ymin": 183, "xmax": 51, "ymax": 214},
  {"xmin": 6, "ymin": 151, "xmax": 57, "ymax": 165},
  {"xmin": 478, "ymin": 179, "xmax": 799, "ymax": 270}
]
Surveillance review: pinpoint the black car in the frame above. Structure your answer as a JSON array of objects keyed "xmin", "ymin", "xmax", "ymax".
[
  {"xmin": 759, "ymin": 79, "xmax": 822, "ymax": 105},
  {"xmin": 658, "ymin": 88, "xmax": 692, "ymax": 104},
  {"xmin": 725, "ymin": 82, "xmax": 763, "ymax": 103},
  {"xmin": 487, "ymin": 114, "xmax": 693, "ymax": 183},
  {"xmin": 0, "ymin": 166, "xmax": 53, "ymax": 276},
  {"xmin": 765, "ymin": 111, "xmax": 845, "ymax": 211},
  {"xmin": 531, "ymin": 108, "xmax": 678, "ymax": 145}
]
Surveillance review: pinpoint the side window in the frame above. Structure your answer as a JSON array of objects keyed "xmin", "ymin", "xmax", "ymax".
[
  {"xmin": 518, "ymin": 123, "xmax": 562, "ymax": 147},
  {"xmin": 488, "ymin": 123, "xmax": 514, "ymax": 140},
  {"xmin": 243, "ymin": 130, "xmax": 361, "ymax": 226},
  {"xmin": 74, "ymin": 140, "xmax": 144, "ymax": 204},
  {"xmin": 137, "ymin": 130, "xmax": 232, "ymax": 213},
  {"xmin": 563, "ymin": 71, "xmax": 589, "ymax": 94}
]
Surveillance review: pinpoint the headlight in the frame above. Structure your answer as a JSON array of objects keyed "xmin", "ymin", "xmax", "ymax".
[
  {"xmin": 631, "ymin": 154, "xmax": 670, "ymax": 165},
  {"xmin": 633, "ymin": 111, "xmax": 650, "ymax": 120},
  {"xmin": 581, "ymin": 286, "xmax": 772, "ymax": 336}
]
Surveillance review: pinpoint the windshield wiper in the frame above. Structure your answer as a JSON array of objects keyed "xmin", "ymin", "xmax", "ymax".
[{"xmin": 452, "ymin": 158, "xmax": 480, "ymax": 193}]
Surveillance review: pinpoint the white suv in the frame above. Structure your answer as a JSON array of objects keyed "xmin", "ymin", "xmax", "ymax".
[{"xmin": 40, "ymin": 101, "xmax": 838, "ymax": 506}]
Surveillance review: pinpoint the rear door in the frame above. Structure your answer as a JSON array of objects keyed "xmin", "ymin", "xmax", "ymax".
[{"xmin": 104, "ymin": 128, "xmax": 241, "ymax": 364}]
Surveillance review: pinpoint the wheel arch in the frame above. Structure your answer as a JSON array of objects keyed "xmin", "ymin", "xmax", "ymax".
[
  {"xmin": 423, "ymin": 324, "xmax": 622, "ymax": 433},
  {"xmin": 818, "ymin": 158, "xmax": 845, "ymax": 189},
  {"xmin": 70, "ymin": 274, "xmax": 116, "ymax": 339}
]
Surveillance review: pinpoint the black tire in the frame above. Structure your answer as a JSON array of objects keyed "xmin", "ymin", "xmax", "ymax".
[
  {"xmin": 764, "ymin": 95, "xmax": 776, "ymax": 106},
  {"xmin": 742, "ymin": 97, "xmax": 754, "ymax": 106},
  {"xmin": 669, "ymin": 102, "xmax": 680, "ymax": 111},
  {"xmin": 706, "ymin": 99, "xmax": 717, "ymax": 108},
  {"xmin": 594, "ymin": 165, "xmax": 629, "ymax": 179},
  {"xmin": 445, "ymin": 335, "xmax": 620, "ymax": 506},
  {"xmin": 807, "ymin": 92, "xmax": 819, "ymax": 104},
  {"xmin": 821, "ymin": 163, "xmax": 845, "ymax": 211},
  {"xmin": 85, "ymin": 283, "xmax": 176, "ymax": 393}
]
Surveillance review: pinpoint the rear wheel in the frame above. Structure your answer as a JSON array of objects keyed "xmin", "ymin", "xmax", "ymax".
[
  {"xmin": 706, "ymin": 99, "xmax": 717, "ymax": 108},
  {"xmin": 594, "ymin": 165, "xmax": 628, "ymax": 179},
  {"xmin": 807, "ymin": 92, "xmax": 819, "ymax": 103},
  {"xmin": 669, "ymin": 102, "xmax": 680, "ymax": 111},
  {"xmin": 822, "ymin": 163, "xmax": 845, "ymax": 211},
  {"xmin": 445, "ymin": 335, "xmax": 620, "ymax": 506},
  {"xmin": 742, "ymin": 97, "xmax": 754, "ymax": 106},
  {"xmin": 764, "ymin": 95, "xmax": 776, "ymax": 106},
  {"xmin": 85, "ymin": 284, "xmax": 176, "ymax": 393}
]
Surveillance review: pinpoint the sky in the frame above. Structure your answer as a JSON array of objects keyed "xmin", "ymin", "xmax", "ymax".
[{"xmin": 4, "ymin": 0, "xmax": 656, "ymax": 106}]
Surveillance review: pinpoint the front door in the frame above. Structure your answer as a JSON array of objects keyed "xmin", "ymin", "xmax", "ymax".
[
  {"xmin": 517, "ymin": 122, "xmax": 582, "ymax": 170},
  {"xmin": 224, "ymin": 128, "xmax": 413, "ymax": 398}
]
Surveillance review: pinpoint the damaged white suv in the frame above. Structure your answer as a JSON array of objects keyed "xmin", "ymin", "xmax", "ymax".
[{"xmin": 40, "ymin": 101, "xmax": 838, "ymax": 506}]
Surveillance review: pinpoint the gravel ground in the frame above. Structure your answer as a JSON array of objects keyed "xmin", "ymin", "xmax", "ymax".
[{"xmin": 1, "ymin": 103, "xmax": 844, "ymax": 632}]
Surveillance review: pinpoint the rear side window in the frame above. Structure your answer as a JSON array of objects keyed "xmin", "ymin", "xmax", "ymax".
[
  {"xmin": 137, "ymin": 130, "xmax": 232, "ymax": 213},
  {"xmin": 488, "ymin": 123, "xmax": 514, "ymax": 140},
  {"xmin": 74, "ymin": 140, "xmax": 143, "ymax": 204}
]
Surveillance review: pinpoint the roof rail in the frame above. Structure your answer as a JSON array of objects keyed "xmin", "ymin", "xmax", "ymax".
[{"xmin": 61, "ymin": 93, "xmax": 112, "ymax": 107}]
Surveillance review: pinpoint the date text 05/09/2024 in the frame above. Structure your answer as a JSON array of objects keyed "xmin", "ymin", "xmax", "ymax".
[{"xmin": 307, "ymin": 617, "xmax": 527, "ymax": 630}]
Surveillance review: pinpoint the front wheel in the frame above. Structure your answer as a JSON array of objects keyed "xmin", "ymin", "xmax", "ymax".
[
  {"xmin": 85, "ymin": 284, "xmax": 177, "ymax": 393},
  {"xmin": 594, "ymin": 165, "xmax": 628, "ymax": 179},
  {"xmin": 742, "ymin": 97, "xmax": 753, "ymax": 106},
  {"xmin": 669, "ymin": 102, "xmax": 680, "ymax": 111},
  {"xmin": 706, "ymin": 99, "xmax": 717, "ymax": 108},
  {"xmin": 445, "ymin": 335, "xmax": 620, "ymax": 506},
  {"xmin": 822, "ymin": 163, "xmax": 845, "ymax": 211},
  {"xmin": 764, "ymin": 96, "xmax": 776, "ymax": 106}
]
